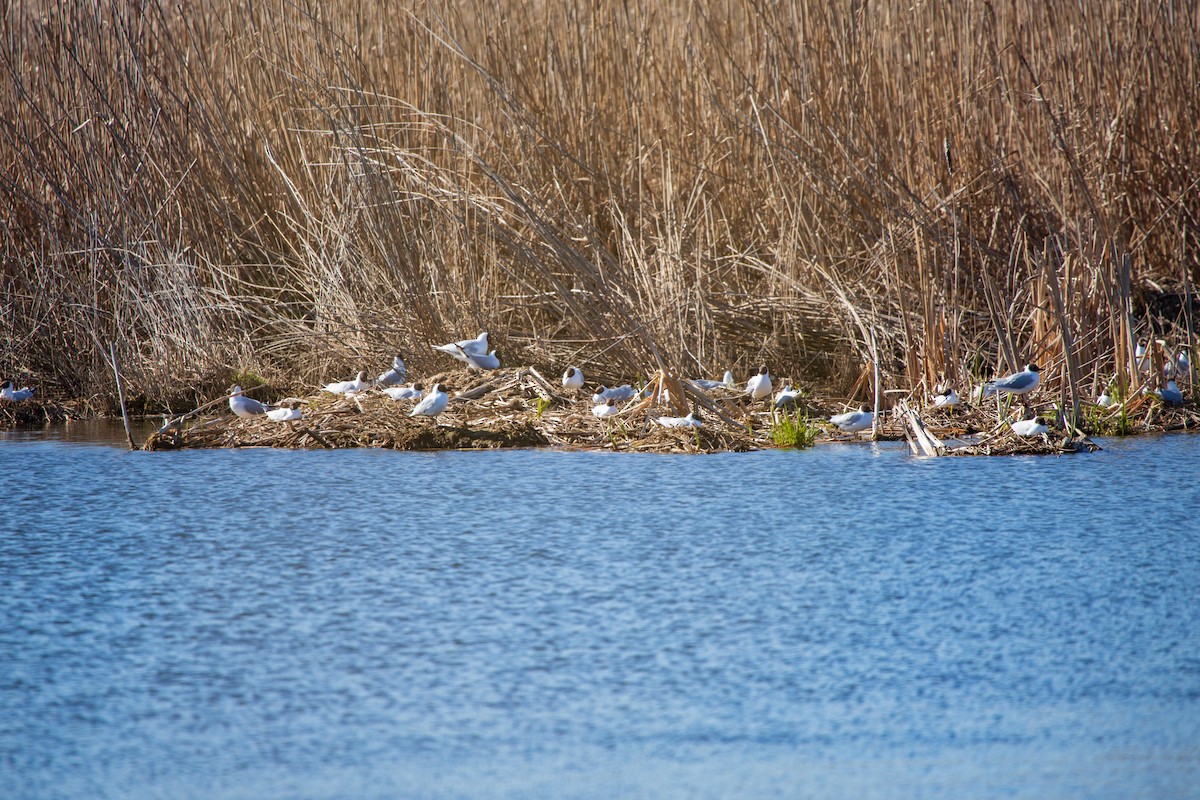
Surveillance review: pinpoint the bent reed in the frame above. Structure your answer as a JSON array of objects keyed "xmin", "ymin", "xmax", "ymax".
[{"xmin": 3, "ymin": 2, "xmax": 1198, "ymax": 419}]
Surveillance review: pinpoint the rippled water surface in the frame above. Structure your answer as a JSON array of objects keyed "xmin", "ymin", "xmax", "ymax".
[{"xmin": 2, "ymin": 426, "xmax": 1198, "ymax": 799}]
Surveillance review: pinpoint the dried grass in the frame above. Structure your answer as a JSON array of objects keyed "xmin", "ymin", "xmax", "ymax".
[{"xmin": 3, "ymin": 2, "xmax": 1198, "ymax": 421}]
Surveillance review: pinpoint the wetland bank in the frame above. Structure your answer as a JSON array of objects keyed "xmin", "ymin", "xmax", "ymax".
[{"xmin": 2, "ymin": 2, "xmax": 1198, "ymax": 439}]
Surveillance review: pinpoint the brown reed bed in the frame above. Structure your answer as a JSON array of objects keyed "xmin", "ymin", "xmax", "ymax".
[
  {"xmin": 0, "ymin": 398, "xmax": 79, "ymax": 429},
  {"xmin": 3, "ymin": 1, "xmax": 1198, "ymax": 419}
]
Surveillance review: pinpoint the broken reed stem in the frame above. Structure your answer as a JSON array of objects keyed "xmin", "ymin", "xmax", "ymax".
[
  {"xmin": 107, "ymin": 342, "xmax": 135, "ymax": 450},
  {"xmin": 1039, "ymin": 248, "xmax": 1082, "ymax": 425},
  {"xmin": 870, "ymin": 329, "xmax": 882, "ymax": 441}
]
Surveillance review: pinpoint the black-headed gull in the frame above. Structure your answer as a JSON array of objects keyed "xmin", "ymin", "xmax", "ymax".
[
  {"xmin": 376, "ymin": 354, "xmax": 407, "ymax": 387},
  {"xmin": 1011, "ymin": 416, "xmax": 1048, "ymax": 436},
  {"xmin": 932, "ymin": 386, "xmax": 959, "ymax": 407},
  {"xmin": 746, "ymin": 365, "xmax": 772, "ymax": 400},
  {"xmin": 0, "ymin": 380, "xmax": 34, "ymax": 402},
  {"xmin": 266, "ymin": 401, "xmax": 303, "ymax": 422},
  {"xmin": 1096, "ymin": 389, "xmax": 1113, "ymax": 408},
  {"xmin": 986, "ymin": 363, "xmax": 1041, "ymax": 397},
  {"xmin": 1151, "ymin": 380, "xmax": 1184, "ymax": 406},
  {"xmin": 382, "ymin": 383, "xmax": 424, "ymax": 401},
  {"xmin": 690, "ymin": 370, "xmax": 735, "ymax": 391},
  {"xmin": 592, "ymin": 385, "xmax": 636, "ymax": 403},
  {"xmin": 432, "ymin": 332, "xmax": 489, "ymax": 358},
  {"xmin": 830, "ymin": 405, "xmax": 873, "ymax": 432},
  {"xmin": 322, "ymin": 371, "xmax": 370, "ymax": 395},
  {"xmin": 773, "ymin": 385, "xmax": 800, "ymax": 408},
  {"xmin": 592, "ymin": 398, "xmax": 619, "ymax": 419},
  {"xmin": 562, "ymin": 367, "xmax": 584, "ymax": 390},
  {"xmin": 453, "ymin": 344, "xmax": 500, "ymax": 371},
  {"xmin": 410, "ymin": 383, "xmax": 450, "ymax": 418},
  {"xmin": 228, "ymin": 385, "xmax": 271, "ymax": 418},
  {"xmin": 656, "ymin": 411, "xmax": 702, "ymax": 428}
]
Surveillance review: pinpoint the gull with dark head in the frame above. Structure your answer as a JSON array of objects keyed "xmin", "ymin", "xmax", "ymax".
[
  {"xmin": 383, "ymin": 383, "xmax": 424, "ymax": 401},
  {"xmin": 985, "ymin": 363, "xmax": 1041, "ymax": 398},
  {"xmin": 266, "ymin": 401, "xmax": 303, "ymax": 423},
  {"xmin": 432, "ymin": 332, "xmax": 489, "ymax": 359},
  {"xmin": 592, "ymin": 385, "xmax": 636, "ymax": 404},
  {"xmin": 690, "ymin": 370, "xmax": 736, "ymax": 391},
  {"xmin": 592, "ymin": 397, "xmax": 619, "ymax": 419},
  {"xmin": 0, "ymin": 380, "xmax": 34, "ymax": 403},
  {"xmin": 746, "ymin": 366, "xmax": 772, "ymax": 400},
  {"xmin": 1011, "ymin": 416, "xmax": 1049, "ymax": 437},
  {"xmin": 656, "ymin": 410, "xmax": 702, "ymax": 428},
  {"xmin": 410, "ymin": 383, "xmax": 450, "ymax": 420},
  {"xmin": 562, "ymin": 367, "xmax": 584, "ymax": 390},
  {"xmin": 1150, "ymin": 380, "xmax": 1184, "ymax": 406},
  {"xmin": 774, "ymin": 385, "xmax": 800, "ymax": 409},
  {"xmin": 453, "ymin": 343, "xmax": 500, "ymax": 371},
  {"xmin": 932, "ymin": 384, "xmax": 959, "ymax": 408}
]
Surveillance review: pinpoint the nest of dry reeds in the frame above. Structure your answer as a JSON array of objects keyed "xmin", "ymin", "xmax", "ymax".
[
  {"xmin": 897, "ymin": 390, "xmax": 1198, "ymax": 456},
  {"xmin": 143, "ymin": 367, "xmax": 769, "ymax": 454},
  {"xmin": 0, "ymin": 399, "xmax": 82, "ymax": 429}
]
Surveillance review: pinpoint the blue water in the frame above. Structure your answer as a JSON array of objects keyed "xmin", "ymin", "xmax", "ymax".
[{"xmin": 1, "ymin": 427, "xmax": 1198, "ymax": 799}]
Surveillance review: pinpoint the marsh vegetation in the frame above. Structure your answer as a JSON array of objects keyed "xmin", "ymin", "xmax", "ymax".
[{"xmin": 3, "ymin": 1, "xmax": 1197, "ymax": 418}]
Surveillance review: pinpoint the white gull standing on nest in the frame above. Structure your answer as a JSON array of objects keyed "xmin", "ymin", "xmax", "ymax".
[
  {"xmin": 410, "ymin": 383, "xmax": 450, "ymax": 419},
  {"xmin": 746, "ymin": 366, "xmax": 772, "ymax": 400},
  {"xmin": 228, "ymin": 385, "xmax": 272, "ymax": 418}
]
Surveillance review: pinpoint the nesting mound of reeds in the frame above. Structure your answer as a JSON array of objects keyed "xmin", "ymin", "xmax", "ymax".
[
  {"xmin": 897, "ymin": 392, "xmax": 1197, "ymax": 456},
  {"xmin": 0, "ymin": 399, "xmax": 80, "ymax": 429},
  {"xmin": 143, "ymin": 367, "xmax": 765, "ymax": 454}
]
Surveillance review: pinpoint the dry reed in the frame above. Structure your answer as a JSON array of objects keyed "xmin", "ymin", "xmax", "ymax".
[{"xmin": 2, "ymin": 2, "xmax": 1198, "ymax": 418}]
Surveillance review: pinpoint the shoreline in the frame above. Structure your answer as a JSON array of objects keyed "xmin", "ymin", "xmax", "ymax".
[{"xmin": 5, "ymin": 366, "xmax": 1195, "ymax": 456}]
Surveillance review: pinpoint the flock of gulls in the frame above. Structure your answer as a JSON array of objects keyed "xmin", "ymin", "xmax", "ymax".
[
  {"xmin": 211, "ymin": 331, "xmax": 1191, "ymax": 441},
  {"xmin": 3, "ymin": 333, "xmax": 1189, "ymax": 444}
]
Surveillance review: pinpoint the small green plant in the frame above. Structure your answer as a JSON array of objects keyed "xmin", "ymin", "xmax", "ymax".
[
  {"xmin": 1083, "ymin": 403, "xmax": 1134, "ymax": 436},
  {"xmin": 231, "ymin": 368, "xmax": 267, "ymax": 388},
  {"xmin": 535, "ymin": 396, "xmax": 552, "ymax": 418},
  {"xmin": 769, "ymin": 410, "xmax": 820, "ymax": 449}
]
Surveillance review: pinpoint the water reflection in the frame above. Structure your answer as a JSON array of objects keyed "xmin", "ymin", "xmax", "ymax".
[{"xmin": 1, "ymin": 418, "xmax": 160, "ymax": 446}]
